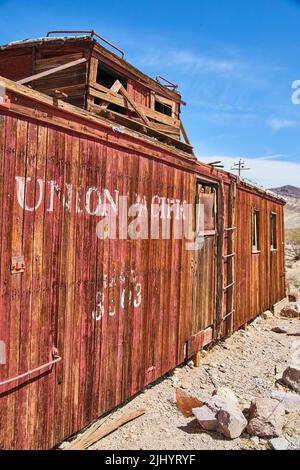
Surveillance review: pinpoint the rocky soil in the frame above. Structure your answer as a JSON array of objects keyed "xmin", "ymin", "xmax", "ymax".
[{"xmin": 61, "ymin": 315, "xmax": 300, "ymax": 450}]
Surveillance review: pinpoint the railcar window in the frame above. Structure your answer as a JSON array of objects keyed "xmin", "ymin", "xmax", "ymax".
[
  {"xmin": 198, "ymin": 190, "xmax": 216, "ymax": 235},
  {"xmin": 252, "ymin": 210, "xmax": 260, "ymax": 252},
  {"xmin": 270, "ymin": 213, "xmax": 277, "ymax": 250},
  {"xmin": 155, "ymin": 100, "xmax": 172, "ymax": 117},
  {"xmin": 96, "ymin": 62, "xmax": 128, "ymax": 114}
]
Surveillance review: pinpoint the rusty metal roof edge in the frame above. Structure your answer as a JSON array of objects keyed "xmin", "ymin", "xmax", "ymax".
[
  {"xmin": 239, "ymin": 177, "xmax": 286, "ymax": 203},
  {"xmin": 195, "ymin": 156, "xmax": 286, "ymax": 203}
]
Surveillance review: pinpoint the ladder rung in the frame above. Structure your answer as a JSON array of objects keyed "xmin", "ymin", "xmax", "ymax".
[
  {"xmin": 223, "ymin": 281, "xmax": 235, "ymax": 291},
  {"xmin": 222, "ymin": 309, "xmax": 235, "ymax": 321},
  {"xmin": 223, "ymin": 252, "xmax": 235, "ymax": 259},
  {"xmin": 224, "ymin": 227, "xmax": 236, "ymax": 232}
]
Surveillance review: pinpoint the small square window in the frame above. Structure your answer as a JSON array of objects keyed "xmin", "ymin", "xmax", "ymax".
[
  {"xmin": 252, "ymin": 210, "xmax": 260, "ymax": 252},
  {"xmin": 155, "ymin": 100, "xmax": 172, "ymax": 117},
  {"xmin": 270, "ymin": 213, "xmax": 277, "ymax": 250}
]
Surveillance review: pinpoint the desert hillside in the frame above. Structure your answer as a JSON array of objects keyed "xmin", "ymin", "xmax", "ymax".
[{"xmin": 270, "ymin": 185, "xmax": 300, "ymax": 229}]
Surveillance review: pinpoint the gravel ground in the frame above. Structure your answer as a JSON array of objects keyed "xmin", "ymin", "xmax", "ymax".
[{"xmin": 61, "ymin": 309, "xmax": 300, "ymax": 451}]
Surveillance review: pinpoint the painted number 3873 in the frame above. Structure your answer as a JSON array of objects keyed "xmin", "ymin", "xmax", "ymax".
[{"xmin": 92, "ymin": 273, "xmax": 142, "ymax": 321}]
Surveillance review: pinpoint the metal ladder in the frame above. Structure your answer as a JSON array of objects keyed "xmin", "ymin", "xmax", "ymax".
[{"xmin": 222, "ymin": 181, "xmax": 237, "ymax": 334}]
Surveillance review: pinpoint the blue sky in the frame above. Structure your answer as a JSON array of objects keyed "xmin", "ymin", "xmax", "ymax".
[{"xmin": 0, "ymin": 0, "xmax": 300, "ymax": 187}]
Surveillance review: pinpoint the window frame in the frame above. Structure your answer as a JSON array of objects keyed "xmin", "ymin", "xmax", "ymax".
[
  {"xmin": 270, "ymin": 212, "xmax": 278, "ymax": 251},
  {"xmin": 252, "ymin": 209, "xmax": 260, "ymax": 253},
  {"xmin": 153, "ymin": 94, "xmax": 176, "ymax": 118}
]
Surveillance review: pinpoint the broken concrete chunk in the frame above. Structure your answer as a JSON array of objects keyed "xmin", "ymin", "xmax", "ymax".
[
  {"xmin": 216, "ymin": 406, "xmax": 247, "ymax": 439},
  {"xmin": 271, "ymin": 390, "xmax": 300, "ymax": 413},
  {"xmin": 176, "ymin": 388, "xmax": 203, "ymax": 417},
  {"xmin": 269, "ymin": 437, "xmax": 290, "ymax": 451},
  {"xmin": 282, "ymin": 364, "xmax": 300, "ymax": 393},
  {"xmin": 247, "ymin": 398, "xmax": 285, "ymax": 438},
  {"xmin": 192, "ymin": 405, "xmax": 218, "ymax": 431},
  {"xmin": 212, "ymin": 387, "xmax": 239, "ymax": 406}
]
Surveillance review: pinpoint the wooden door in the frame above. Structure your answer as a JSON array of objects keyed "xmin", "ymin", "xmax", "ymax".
[{"xmin": 191, "ymin": 182, "xmax": 217, "ymax": 335}]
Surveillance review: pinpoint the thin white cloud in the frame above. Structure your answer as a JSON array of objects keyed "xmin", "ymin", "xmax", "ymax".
[
  {"xmin": 268, "ymin": 118, "xmax": 299, "ymax": 132},
  {"xmin": 139, "ymin": 49, "xmax": 243, "ymax": 76},
  {"xmin": 138, "ymin": 46, "xmax": 284, "ymax": 87},
  {"xmin": 258, "ymin": 153, "xmax": 285, "ymax": 160},
  {"xmin": 199, "ymin": 154, "xmax": 300, "ymax": 188}
]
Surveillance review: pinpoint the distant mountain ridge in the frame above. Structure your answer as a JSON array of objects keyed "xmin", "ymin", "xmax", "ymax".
[
  {"xmin": 270, "ymin": 185, "xmax": 300, "ymax": 199},
  {"xmin": 270, "ymin": 185, "xmax": 300, "ymax": 229}
]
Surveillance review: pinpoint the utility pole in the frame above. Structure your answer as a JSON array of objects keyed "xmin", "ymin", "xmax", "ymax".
[{"xmin": 230, "ymin": 159, "xmax": 250, "ymax": 177}]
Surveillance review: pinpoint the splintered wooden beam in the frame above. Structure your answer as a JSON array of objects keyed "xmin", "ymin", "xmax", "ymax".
[
  {"xmin": 180, "ymin": 120, "xmax": 191, "ymax": 145},
  {"xmin": 67, "ymin": 408, "xmax": 146, "ymax": 450},
  {"xmin": 99, "ymin": 80, "xmax": 151, "ymax": 127},
  {"xmin": 17, "ymin": 57, "xmax": 88, "ymax": 85},
  {"xmin": 99, "ymin": 80, "xmax": 123, "ymax": 109},
  {"xmin": 117, "ymin": 80, "xmax": 151, "ymax": 127}
]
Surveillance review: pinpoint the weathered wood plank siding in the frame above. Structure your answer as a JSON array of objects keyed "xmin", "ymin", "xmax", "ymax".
[
  {"xmin": 234, "ymin": 188, "xmax": 286, "ymax": 330},
  {"xmin": 0, "ymin": 79, "xmax": 285, "ymax": 449}
]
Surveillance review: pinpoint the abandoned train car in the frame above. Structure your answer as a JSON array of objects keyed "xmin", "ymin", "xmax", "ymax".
[{"xmin": 0, "ymin": 32, "xmax": 286, "ymax": 449}]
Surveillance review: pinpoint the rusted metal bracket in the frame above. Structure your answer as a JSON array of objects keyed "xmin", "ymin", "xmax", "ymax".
[
  {"xmin": 0, "ymin": 348, "xmax": 62, "ymax": 387},
  {"xmin": 187, "ymin": 327, "xmax": 213, "ymax": 358},
  {"xmin": 156, "ymin": 75, "xmax": 178, "ymax": 90},
  {"xmin": 11, "ymin": 256, "xmax": 25, "ymax": 274},
  {"xmin": 0, "ymin": 341, "xmax": 6, "ymax": 365}
]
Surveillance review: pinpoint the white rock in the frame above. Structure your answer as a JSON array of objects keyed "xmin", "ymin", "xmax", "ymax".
[
  {"xmin": 247, "ymin": 398, "xmax": 285, "ymax": 438},
  {"xmin": 271, "ymin": 390, "xmax": 300, "ymax": 413},
  {"xmin": 217, "ymin": 406, "xmax": 247, "ymax": 439},
  {"xmin": 194, "ymin": 392, "xmax": 246, "ymax": 440},
  {"xmin": 251, "ymin": 436, "xmax": 260, "ymax": 446},
  {"xmin": 212, "ymin": 387, "xmax": 239, "ymax": 406},
  {"xmin": 269, "ymin": 437, "xmax": 290, "ymax": 450},
  {"xmin": 261, "ymin": 310, "xmax": 273, "ymax": 320},
  {"xmin": 192, "ymin": 405, "xmax": 218, "ymax": 431}
]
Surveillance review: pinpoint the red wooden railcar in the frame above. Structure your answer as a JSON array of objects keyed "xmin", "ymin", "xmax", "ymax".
[{"xmin": 0, "ymin": 33, "xmax": 286, "ymax": 449}]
